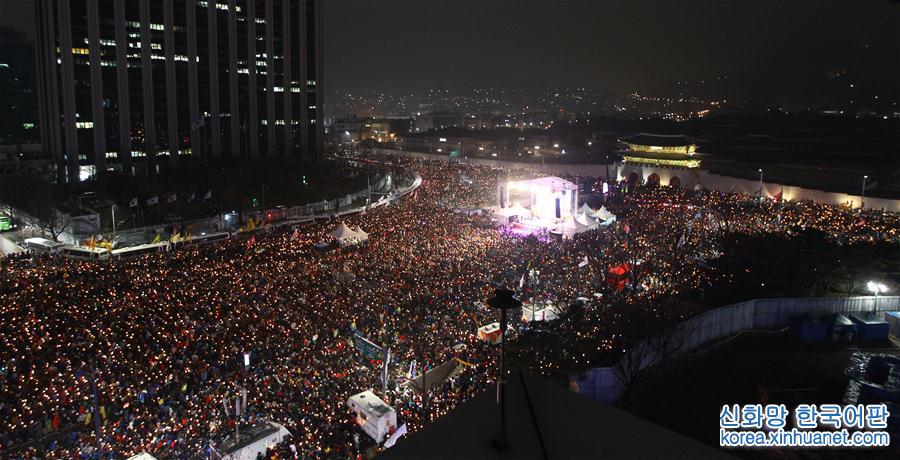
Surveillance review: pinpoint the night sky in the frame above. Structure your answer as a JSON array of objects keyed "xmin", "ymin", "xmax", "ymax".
[
  {"xmin": 3, "ymin": 0, "xmax": 898, "ymax": 96},
  {"xmin": 324, "ymin": 0, "xmax": 899, "ymax": 95}
]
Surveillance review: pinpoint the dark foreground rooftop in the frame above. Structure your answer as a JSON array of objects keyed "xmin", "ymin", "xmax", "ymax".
[{"xmin": 380, "ymin": 372, "xmax": 732, "ymax": 460}]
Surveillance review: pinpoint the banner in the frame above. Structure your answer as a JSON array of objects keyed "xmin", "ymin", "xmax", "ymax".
[
  {"xmin": 353, "ymin": 333, "xmax": 383, "ymax": 361},
  {"xmin": 383, "ymin": 423, "xmax": 407, "ymax": 448},
  {"xmin": 381, "ymin": 347, "xmax": 391, "ymax": 391}
]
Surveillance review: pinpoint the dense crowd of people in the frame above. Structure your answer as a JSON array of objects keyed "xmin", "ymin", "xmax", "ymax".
[{"xmin": 1, "ymin": 156, "xmax": 898, "ymax": 459}]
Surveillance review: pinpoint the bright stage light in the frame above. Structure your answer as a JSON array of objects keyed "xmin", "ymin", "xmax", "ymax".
[{"xmin": 503, "ymin": 177, "xmax": 577, "ymax": 220}]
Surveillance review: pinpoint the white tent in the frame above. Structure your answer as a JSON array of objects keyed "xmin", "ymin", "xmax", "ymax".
[
  {"xmin": 329, "ymin": 222, "xmax": 357, "ymax": 241},
  {"xmin": 575, "ymin": 211, "xmax": 598, "ymax": 228},
  {"xmin": 352, "ymin": 227, "xmax": 369, "ymax": 241},
  {"xmin": 553, "ymin": 217, "xmax": 593, "ymax": 239},
  {"xmin": 595, "ymin": 206, "xmax": 616, "ymax": 224},
  {"xmin": 578, "ymin": 203, "xmax": 601, "ymax": 218}
]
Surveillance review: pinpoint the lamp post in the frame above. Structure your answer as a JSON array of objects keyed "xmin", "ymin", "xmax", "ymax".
[
  {"xmin": 487, "ymin": 288, "xmax": 522, "ymax": 450},
  {"xmin": 861, "ymin": 175, "xmax": 868, "ymax": 210},
  {"xmin": 758, "ymin": 168, "xmax": 764, "ymax": 201},
  {"xmin": 867, "ymin": 281, "xmax": 888, "ymax": 313},
  {"xmin": 237, "ymin": 351, "xmax": 251, "ymax": 442}
]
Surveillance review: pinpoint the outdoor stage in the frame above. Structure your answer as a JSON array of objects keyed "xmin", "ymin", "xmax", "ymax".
[{"xmin": 493, "ymin": 176, "xmax": 614, "ymax": 238}]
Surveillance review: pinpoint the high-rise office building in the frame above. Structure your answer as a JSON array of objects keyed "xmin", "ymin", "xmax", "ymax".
[
  {"xmin": 35, "ymin": 0, "xmax": 324, "ymax": 183},
  {"xmin": 0, "ymin": 26, "xmax": 40, "ymax": 146}
]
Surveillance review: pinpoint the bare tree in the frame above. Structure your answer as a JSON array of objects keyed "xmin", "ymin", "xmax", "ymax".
[
  {"xmin": 645, "ymin": 315, "xmax": 699, "ymax": 370},
  {"xmin": 1, "ymin": 175, "xmax": 72, "ymax": 241},
  {"xmin": 614, "ymin": 313, "xmax": 700, "ymax": 390},
  {"xmin": 29, "ymin": 207, "xmax": 73, "ymax": 242},
  {"xmin": 615, "ymin": 341, "xmax": 655, "ymax": 387}
]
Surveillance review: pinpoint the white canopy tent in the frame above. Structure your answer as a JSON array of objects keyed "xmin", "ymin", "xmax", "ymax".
[
  {"xmin": 352, "ymin": 227, "xmax": 369, "ymax": 241},
  {"xmin": 329, "ymin": 222, "xmax": 357, "ymax": 241},
  {"xmin": 553, "ymin": 217, "xmax": 593, "ymax": 239},
  {"xmin": 578, "ymin": 203, "xmax": 601, "ymax": 218},
  {"xmin": 575, "ymin": 211, "xmax": 598, "ymax": 229},
  {"xmin": 597, "ymin": 206, "xmax": 617, "ymax": 225}
]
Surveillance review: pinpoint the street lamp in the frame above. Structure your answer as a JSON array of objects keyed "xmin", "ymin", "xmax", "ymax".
[
  {"xmin": 861, "ymin": 175, "xmax": 868, "ymax": 210},
  {"xmin": 756, "ymin": 169, "xmax": 765, "ymax": 203},
  {"xmin": 486, "ymin": 287, "xmax": 522, "ymax": 450},
  {"xmin": 867, "ymin": 281, "xmax": 888, "ymax": 312}
]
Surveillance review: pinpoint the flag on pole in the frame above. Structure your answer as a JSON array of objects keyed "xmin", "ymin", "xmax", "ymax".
[
  {"xmin": 150, "ymin": 234, "xmax": 161, "ymax": 244},
  {"xmin": 381, "ymin": 347, "xmax": 391, "ymax": 392},
  {"xmin": 578, "ymin": 255, "xmax": 589, "ymax": 268},
  {"xmin": 519, "ymin": 273, "xmax": 526, "ymax": 289},
  {"xmin": 203, "ymin": 190, "xmax": 212, "ymax": 200},
  {"xmin": 167, "ymin": 194, "xmax": 177, "ymax": 204},
  {"xmin": 773, "ymin": 190, "xmax": 783, "ymax": 202},
  {"xmin": 246, "ymin": 235, "xmax": 256, "ymax": 249},
  {"xmin": 129, "ymin": 198, "xmax": 138, "ymax": 208},
  {"xmin": 188, "ymin": 192, "xmax": 196, "ymax": 201},
  {"xmin": 146, "ymin": 196, "xmax": 159, "ymax": 205},
  {"xmin": 290, "ymin": 228, "xmax": 300, "ymax": 241}
]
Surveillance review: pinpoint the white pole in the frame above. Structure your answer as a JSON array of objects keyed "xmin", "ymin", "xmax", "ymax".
[
  {"xmin": 758, "ymin": 169, "xmax": 764, "ymax": 202},
  {"xmin": 111, "ymin": 205, "xmax": 116, "ymax": 236},
  {"xmin": 861, "ymin": 175, "xmax": 868, "ymax": 210}
]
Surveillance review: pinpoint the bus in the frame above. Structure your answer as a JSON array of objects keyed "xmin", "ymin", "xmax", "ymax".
[
  {"xmin": 110, "ymin": 242, "xmax": 170, "ymax": 259},
  {"xmin": 61, "ymin": 246, "xmax": 111, "ymax": 261},
  {"xmin": 22, "ymin": 237, "xmax": 65, "ymax": 254},
  {"xmin": 0, "ymin": 214, "xmax": 14, "ymax": 232},
  {"xmin": 190, "ymin": 231, "xmax": 232, "ymax": 245},
  {"xmin": 211, "ymin": 422, "xmax": 291, "ymax": 460}
]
